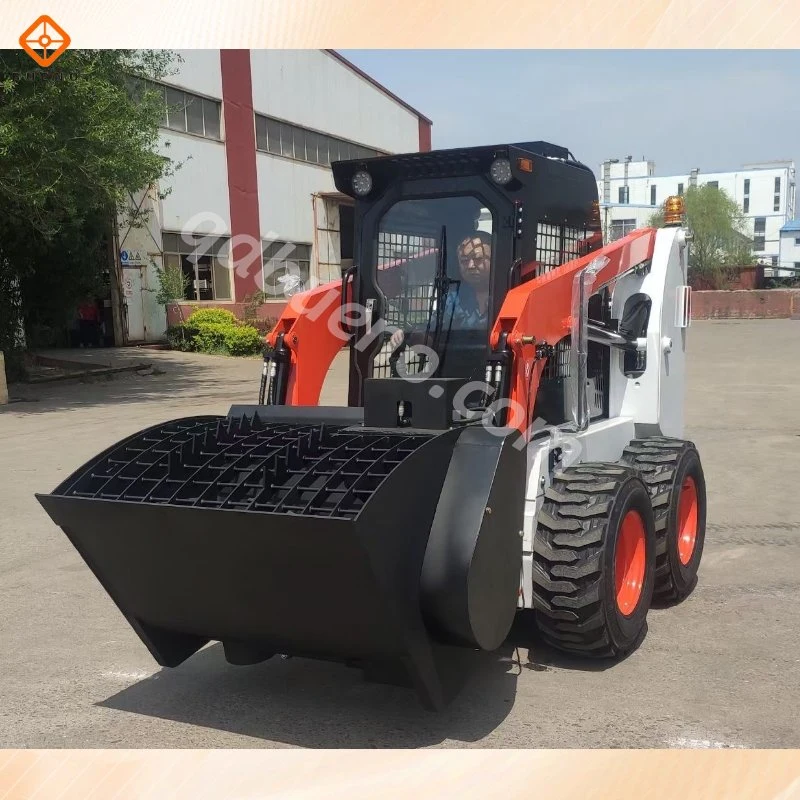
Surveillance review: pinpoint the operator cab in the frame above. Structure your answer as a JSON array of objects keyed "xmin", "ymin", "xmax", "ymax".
[
  {"xmin": 331, "ymin": 141, "xmax": 604, "ymax": 426},
  {"xmin": 372, "ymin": 195, "xmax": 494, "ymax": 383}
]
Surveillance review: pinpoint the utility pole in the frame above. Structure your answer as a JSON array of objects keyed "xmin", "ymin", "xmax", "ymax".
[{"xmin": 107, "ymin": 214, "xmax": 126, "ymax": 347}]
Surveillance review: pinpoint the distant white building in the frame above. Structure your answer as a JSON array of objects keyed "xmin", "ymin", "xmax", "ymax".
[
  {"xmin": 779, "ymin": 220, "xmax": 800, "ymax": 278},
  {"xmin": 597, "ymin": 157, "xmax": 797, "ymax": 269}
]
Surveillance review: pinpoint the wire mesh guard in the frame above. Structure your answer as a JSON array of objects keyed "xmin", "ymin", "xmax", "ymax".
[
  {"xmin": 373, "ymin": 229, "xmax": 439, "ymax": 378},
  {"xmin": 377, "ymin": 231, "xmax": 438, "ymax": 329},
  {"xmin": 56, "ymin": 416, "xmax": 434, "ymax": 521},
  {"xmin": 535, "ymin": 223, "xmax": 594, "ymax": 276}
]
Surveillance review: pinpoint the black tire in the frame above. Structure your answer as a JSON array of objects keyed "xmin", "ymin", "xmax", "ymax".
[
  {"xmin": 532, "ymin": 463, "xmax": 656, "ymax": 658},
  {"xmin": 621, "ymin": 437, "xmax": 706, "ymax": 605}
]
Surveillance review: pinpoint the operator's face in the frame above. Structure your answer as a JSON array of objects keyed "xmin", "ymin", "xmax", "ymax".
[{"xmin": 457, "ymin": 236, "xmax": 491, "ymax": 288}]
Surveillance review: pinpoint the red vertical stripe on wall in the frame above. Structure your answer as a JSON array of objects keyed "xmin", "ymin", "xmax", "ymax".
[
  {"xmin": 419, "ymin": 119, "xmax": 432, "ymax": 152},
  {"xmin": 220, "ymin": 49, "xmax": 262, "ymax": 301}
]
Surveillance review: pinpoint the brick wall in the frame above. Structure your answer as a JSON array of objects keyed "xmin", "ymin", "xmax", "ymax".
[
  {"xmin": 692, "ymin": 290, "xmax": 800, "ymax": 320},
  {"xmin": 690, "ymin": 266, "xmax": 764, "ymax": 291}
]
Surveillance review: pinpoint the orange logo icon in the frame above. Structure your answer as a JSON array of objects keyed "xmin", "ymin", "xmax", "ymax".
[{"xmin": 20, "ymin": 16, "xmax": 71, "ymax": 68}]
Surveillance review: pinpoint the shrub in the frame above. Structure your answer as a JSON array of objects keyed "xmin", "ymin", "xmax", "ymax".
[
  {"xmin": 251, "ymin": 317, "xmax": 278, "ymax": 337},
  {"xmin": 165, "ymin": 323, "xmax": 199, "ymax": 351},
  {"xmin": 224, "ymin": 325, "xmax": 264, "ymax": 356},
  {"xmin": 166, "ymin": 313, "xmax": 263, "ymax": 357},
  {"xmin": 193, "ymin": 322, "xmax": 230, "ymax": 353},
  {"xmin": 242, "ymin": 291, "xmax": 268, "ymax": 325},
  {"xmin": 167, "ymin": 312, "xmax": 264, "ymax": 356},
  {"xmin": 185, "ymin": 307, "xmax": 239, "ymax": 327}
]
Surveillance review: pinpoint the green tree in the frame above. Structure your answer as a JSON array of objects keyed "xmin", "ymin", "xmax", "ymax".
[
  {"xmin": 0, "ymin": 49, "xmax": 179, "ymax": 373},
  {"xmin": 648, "ymin": 184, "xmax": 754, "ymax": 288},
  {"xmin": 155, "ymin": 262, "xmax": 190, "ymax": 304}
]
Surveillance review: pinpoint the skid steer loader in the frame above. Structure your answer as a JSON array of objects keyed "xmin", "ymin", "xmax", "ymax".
[{"xmin": 37, "ymin": 141, "xmax": 706, "ymax": 710}]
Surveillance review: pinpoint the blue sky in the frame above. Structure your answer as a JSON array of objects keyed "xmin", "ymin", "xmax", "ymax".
[{"xmin": 341, "ymin": 51, "xmax": 800, "ymax": 179}]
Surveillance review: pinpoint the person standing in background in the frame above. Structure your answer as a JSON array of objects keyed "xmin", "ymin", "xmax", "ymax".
[{"xmin": 77, "ymin": 298, "xmax": 101, "ymax": 347}]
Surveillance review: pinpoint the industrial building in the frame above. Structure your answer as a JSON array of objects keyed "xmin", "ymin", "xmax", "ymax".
[
  {"xmin": 598, "ymin": 157, "xmax": 797, "ymax": 273},
  {"xmin": 116, "ymin": 49, "xmax": 431, "ymax": 344},
  {"xmin": 779, "ymin": 220, "xmax": 800, "ymax": 277}
]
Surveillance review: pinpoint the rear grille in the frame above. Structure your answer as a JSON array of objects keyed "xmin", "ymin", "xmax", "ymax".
[
  {"xmin": 543, "ymin": 337, "xmax": 571, "ymax": 379},
  {"xmin": 56, "ymin": 416, "xmax": 433, "ymax": 520}
]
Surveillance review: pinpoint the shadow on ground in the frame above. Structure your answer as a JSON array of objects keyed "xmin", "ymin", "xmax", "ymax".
[
  {"xmin": 3, "ymin": 347, "xmax": 348, "ymax": 417},
  {"xmin": 98, "ymin": 616, "xmax": 642, "ymax": 748},
  {"xmin": 99, "ymin": 643, "xmax": 521, "ymax": 748},
  {"xmin": 2, "ymin": 350, "xmax": 265, "ymax": 416}
]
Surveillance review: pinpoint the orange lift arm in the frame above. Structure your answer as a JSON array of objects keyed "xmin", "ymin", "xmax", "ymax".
[
  {"xmin": 266, "ymin": 277, "xmax": 351, "ymax": 406},
  {"xmin": 490, "ymin": 228, "xmax": 657, "ymax": 435}
]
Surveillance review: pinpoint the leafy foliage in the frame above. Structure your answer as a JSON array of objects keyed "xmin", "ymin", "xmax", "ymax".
[
  {"xmin": 223, "ymin": 325, "xmax": 264, "ymax": 356},
  {"xmin": 167, "ymin": 309, "xmax": 264, "ymax": 357},
  {"xmin": 155, "ymin": 264, "xmax": 190, "ymax": 306},
  {"xmin": 193, "ymin": 322, "xmax": 229, "ymax": 353},
  {"xmin": 184, "ymin": 307, "xmax": 239, "ymax": 326},
  {"xmin": 166, "ymin": 323, "xmax": 198, "ymax": 352},
  {"xmin": 649, "ymin": 185, "xmax": 754, "ymax": 289},
  {"xmin": 0, "ymin": 49, "xmax": 180, "ymax": 356}
]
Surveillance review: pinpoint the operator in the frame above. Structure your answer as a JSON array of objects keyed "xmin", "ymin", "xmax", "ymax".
[{"xmin": 388, "ymin": 230, "xmax": 492, "ymax": 354}]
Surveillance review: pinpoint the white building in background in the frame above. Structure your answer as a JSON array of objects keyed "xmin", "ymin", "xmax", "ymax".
[
  {"xmin": 597, "ymin": 157, "xmax": 797, "ymax": 270},
  {"xmin": 779, "ymin": 220, "xmax": 800, "ymax": 277},
  {"xmin": 116, "ymin": 49, "xmax": 431, "ymax": 344}
]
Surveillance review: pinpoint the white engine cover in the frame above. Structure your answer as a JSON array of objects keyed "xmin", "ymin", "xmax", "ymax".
[{"xmin": 518, "ymin": 227, "xmax": 690, "ymax": 608}]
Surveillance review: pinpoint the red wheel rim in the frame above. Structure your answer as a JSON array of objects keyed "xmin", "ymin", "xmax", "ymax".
[
  {"xmin": 677, "ymin": 475, "xmax": 699, "ymax": 565},
  {"xmin": 615, "ymin": 510, "xmax": 647, "ymax": 616}
]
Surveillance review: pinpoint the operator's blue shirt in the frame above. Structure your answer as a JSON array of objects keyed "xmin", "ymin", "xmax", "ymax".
[{"xmin": 440, "ymin": 287, "xmax": 488, "ymax": 330}]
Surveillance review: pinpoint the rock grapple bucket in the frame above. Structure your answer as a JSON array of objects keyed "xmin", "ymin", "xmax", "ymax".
[{"xmin": 37, "ymin": 408, "xmax": 525, "ymax": 710}]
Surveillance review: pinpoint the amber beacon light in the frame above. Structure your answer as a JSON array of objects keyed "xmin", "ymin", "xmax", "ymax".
[{"xmin": 663, "ymin": 195, "xmax": 686, "ymax": 227}]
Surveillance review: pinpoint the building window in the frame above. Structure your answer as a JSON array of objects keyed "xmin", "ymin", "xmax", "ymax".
[
  {"xmin": 618, "ymin": 186, "xmax": 629, "ymax": 204},
  {"xmin": 754, "ymin": 217, "xmax": 766, "ymax": 234},
  {"xmin": 262, "ymin": 240, "xmax": 312, "ymax": 296},
  {"xmin": 775, "ymin": 177, "xmax": 781, "ymax": 193},
  {"xmin": 706, "ymin": 180, "xmax": 719, "ymax": 189},
  {"xmin": 753, "ymin": 235, "xmax": 765, "ymax": 252},
  {"xmin": 127, "ymin": 77, "xmax": 221, "ymax": 140},
  {"xmin": 744, "ymin": 178, "xmax": 750, "ymax": 194},
  {"xmin": 795, "ymin": 237, "xmax": 800, "ymax": 246},
  {"xmin": 743, "ymin": 198, "xmax": 750, "ymax": 213},
  {"xmin": 153, "ymin": 84, "xmax": 221, "ymax": 140},
  {"xmin": 677, "ymin": 183, "xmax": 684, "ymax": 196},
  {"xmin": 650, "ymin": 185, "xmax": 657, "ymax": 206},
  {"xmin": 162, "ymin": 232, "xmax": 232, "ymax": 301},
  {"xmin": 609, "ymin": 219, "xmax": 637, "ymax": 241},
  {"xmin": 255, "ymin": 113, "xmax": 382, "ymax": 167}
]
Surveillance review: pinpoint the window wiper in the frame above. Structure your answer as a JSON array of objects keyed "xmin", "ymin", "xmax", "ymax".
[{"xmin": 423, "ymin": 224, "xmax": 458, "ymax": 374}]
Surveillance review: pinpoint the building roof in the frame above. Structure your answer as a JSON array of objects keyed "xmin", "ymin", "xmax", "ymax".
[
  {"xmin": 781, "ymin": 220, "xmax": 800, "ymax": 232},
  {"xmin": 325, "ymin": 50, "xmax": 432, "ymax": 125}
]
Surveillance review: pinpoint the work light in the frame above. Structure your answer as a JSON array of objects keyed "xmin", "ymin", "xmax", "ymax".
[
  {"xmin": 352, "ymin": 170, "xmax": 373, "ymax": 196},
  {"xmin": 489, "ymin": 158, "xmax": 513, "ymax": 185}
]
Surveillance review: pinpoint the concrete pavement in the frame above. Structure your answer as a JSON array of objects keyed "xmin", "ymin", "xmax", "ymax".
[{"xmin": 1, "ymin": 321, "xmax": 799, "ymax": 748}]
